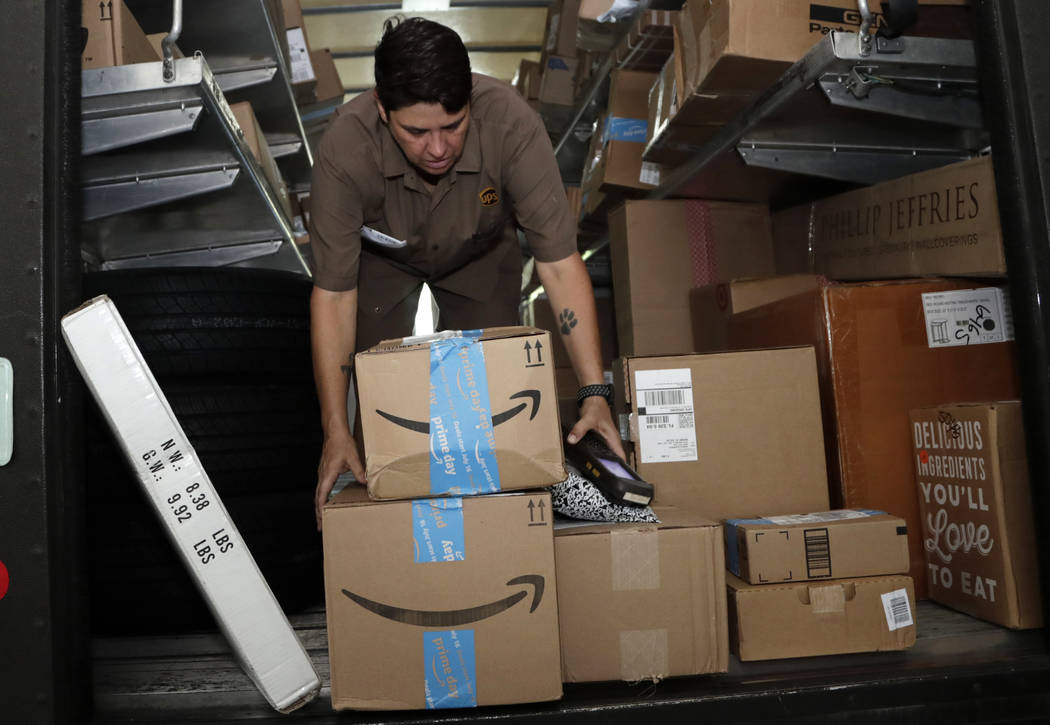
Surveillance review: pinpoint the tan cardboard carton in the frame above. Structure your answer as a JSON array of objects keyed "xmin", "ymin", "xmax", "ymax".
[
  {"xmin": 728, "ymin": 280, "xmax": 1021, "ymax": 598},
  {"xmin": 608, "ymin": 200, "xmax": 774, "ymax": 357},
  {"xmin": 910, "ymin": 402, "xmax": 1043, "ymax": 628},
  {"xmin": 543, "ymin": 0, "xmax": 582, "ymax": 57},
  {"xmin": 690, "ymin": 274, "xmax": 821, "ymax": 353},
  {"xmin": 580, "ymin": 70, "xmax": 659, "ymax": 195},
  {"xmin": 724, "ymin": 509, "xmax": 910, "ymax": 584},
  {"xmin": 513, "ymin": 59, "xmax": 543, "ymax": 101},
  {"xmin": 229, "ymin": 102, "xmax": 292, "ymax": 220},
  {"xmin": 81, "ymin": 0, "xmax": 159, "ymax": 69},
  {"xmin": 673, "ymin": 0, "xmax": 971, "ymax": 127},
  {"xmin": 772, "ymin": 156, "xmax": 1006, "ymax": 280},
  {"xmin": 323, "ymin": 488, "xmax": 562, "ymax": 709},
  {"xmin": 539, "ymin": 55, "xmax": 579, "ymax": 106},
  {"xmin": 554, "ymin": 507, "xmax": 729, "ymax": 682},
  {"xmin": 613, "ymin": 346, "xmax": 830, "ymax": 521},
  {"xmin": 310, "ymin": 49, "xmax": 345, "ymax": 105},
  {"xmin": 727, "ymin": 573, "xmax": 917, "ymax": 661},
  {"xmin": 356, "ymin": 327, "xmax": 566, "ymax": 501}
]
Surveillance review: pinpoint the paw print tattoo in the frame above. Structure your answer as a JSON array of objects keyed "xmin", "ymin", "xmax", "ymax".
[{"xmin": 560, "ymin": 308, "xmax": 578, "ymax": 336}]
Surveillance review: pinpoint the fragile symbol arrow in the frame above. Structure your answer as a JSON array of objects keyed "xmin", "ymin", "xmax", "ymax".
[
  {"xmin": 534, "ymin": 340, "xmax": 544, "ymax": 363},
  {"xmin": 528, "ymin": 499, "xmax": 535, "ymax": 522},
  {"xmin": 524, "ymin": 340, "xmax": 532, "ymax": 364},
  {"xmin": 537, "ymin": 499, "xmax": 546, "ymax": 522}
]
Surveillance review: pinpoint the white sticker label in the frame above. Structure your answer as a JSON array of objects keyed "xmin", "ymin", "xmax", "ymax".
[
  {"xmin": 286, "ymin": 28, "xmax": 315, "ymax": 84},
  {"xmin": 881, "ymin": 588, "xmax": 914, "ymax": 631},
  {"xmin": 639, "ymin": 161, "xmax": 662, "ymax": 186},
  {"xmin": 765, "ymin": 510, "xmax": 876, "ymax": 525},
  {"xmin": 635, "ymin": 369, "xmax": 697, "ymax": 464},
  {"xmin": 922, "ymin": 287, "xmax": 1014, "ymax": 348}
]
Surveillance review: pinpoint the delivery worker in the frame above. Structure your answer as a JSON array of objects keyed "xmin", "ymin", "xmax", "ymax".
[{"xmin": 309, "ymin": 17, "xmax": 624, "ymax": 527}]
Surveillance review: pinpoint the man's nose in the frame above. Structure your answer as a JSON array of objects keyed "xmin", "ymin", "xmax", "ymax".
[{"xmin": 426, "ymin": 132, "xmax": 447, "ymax": 158}]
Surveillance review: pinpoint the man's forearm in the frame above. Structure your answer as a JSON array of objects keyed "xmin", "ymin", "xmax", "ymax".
[
  {"xmin": 535, "ymin": 253, "xmax": 605, "ymax": 386},
  {"xmin": 310, "ymin": 286, "xmax": 359, "ymax": 437}
]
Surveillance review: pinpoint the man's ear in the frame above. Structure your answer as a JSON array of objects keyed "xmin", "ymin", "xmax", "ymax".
[{"xmin": 374, "ymin": 92, "xmax": 388, "ymax": 124}]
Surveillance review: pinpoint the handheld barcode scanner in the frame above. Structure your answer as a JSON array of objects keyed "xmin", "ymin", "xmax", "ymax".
[{"xmin": 565, "ymin": 430, "xmax": 654, "ymax": 506}]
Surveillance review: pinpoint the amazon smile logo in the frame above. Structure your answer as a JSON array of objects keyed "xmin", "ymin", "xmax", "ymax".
[
  {"xmin": 376, "ymin": 389, "xmax": 541, "ymax": 434},
  {"xmin": 342, "ymin": 574, "xmax": 545, "ymax": 626}
]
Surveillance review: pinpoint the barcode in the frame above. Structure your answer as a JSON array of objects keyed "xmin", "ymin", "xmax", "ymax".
[
  {"xmin": 642, "ymin": 389, "xmax": 688, "ymax": 407},
  {"xmin": 881, "ymin": 588, "xmax": 914, "ymax": 631},
  {"xmin": 804, "ymin": 528, "xmax": 831, "ymax": 578},
  {"xmin": 644, "ymin": 415, "xmax": 671, "ymax": 429},
  {"xmin": 639, "ymin": 161, "xmax": 662, "ymax": 186}
]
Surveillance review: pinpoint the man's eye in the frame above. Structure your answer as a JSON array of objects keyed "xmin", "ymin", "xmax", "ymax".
[{"xmin": 408, "ymin": 129, "xmax": 425, "ymax": 136}]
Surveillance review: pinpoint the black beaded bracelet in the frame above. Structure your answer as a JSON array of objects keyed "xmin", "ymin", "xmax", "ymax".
[{"xmin": 576, "ymin": 383, "xmax": 613, "ymax": 408}]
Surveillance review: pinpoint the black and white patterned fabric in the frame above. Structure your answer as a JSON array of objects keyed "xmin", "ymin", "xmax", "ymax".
[{"xmin": 551, "ymin": 465, "xmax": 658, "ymax": 523}]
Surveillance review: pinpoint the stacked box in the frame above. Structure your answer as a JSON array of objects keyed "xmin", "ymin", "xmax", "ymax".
[
  {"xmin": 724, "ymin": 509, "xmax": 916, "ymax": 660},
  {"xmin": 581, "ymin": 70, "xmax": 660, "ymax": 196},
  {"xmin": 728, "ymin": 280, "xmax": 1020, "ymax": 598},
  {"xmin": 280, "ymin": 0, "xmax": 317, "ymax": 104},
  {"xmin": 325, "ymin": 328, "xmax": 568, "ymax": 710},
  {"xmin": 81, "ymin": 0, "xmax": 158, "ymax": 68}
]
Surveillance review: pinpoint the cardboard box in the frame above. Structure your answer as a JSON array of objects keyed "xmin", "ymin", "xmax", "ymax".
[
  {"xmin": 613, "ymin": 347, "xmax": 830, "ymax": 521},
  {"xmin": 81, "ymin": 0, "xmax": 159, "ymax": 69},
  {"xmin": 523, "ymin": 290, "xmax": 618, "ymax": 370},
  {"xmin": 643, "ymin": 50, "xmax": 720, "ymax": 168},
  {"xmin": 613, "ymin": 10, "xmax": 677, "ymax": 72},
  {"xmin": 544, "ymin": 0, "xmax": 582, "ymax": 57},
  {"xmin": 725, "ymin": 509, "xmax": 910, "ymax": 584},
  {"xmin": 727, "ymin": 573, "xmax": 917, "ymax": 661},
  {"xmin": 513, "ymin": 59, "xmax": 543, "ymax": 101},
  {"xmin": 62, "ymin": 297, "xmax": 320, "ymax": 713},
  {"xmin": 673, "ymin": 0, "xmax": 970, "ymax": 128},
  {"xmin": 309, "ymin": 48, "xmax": 345, "ymax": 105},
  {"xmin": 229, "ymin": 101, "xmax": 291, "ymax": 219},
  {"xmin": 356, "ymin": 328, "xmax": 566, "ymax": 501},
  {"xmin": 728, "ymin": 280, "xmax": 1021, "ymax": 598},
  {"xmin": 589, "ymin": 69, "xmax": 659, "ymax": 193},
  {"xmin": 286, "ymin": 28, "xmax": 318, "ymax": 104},
  {"xmin": 539, "ymin": 55, "xmax": 579, "ymax": 106},
  {"xmin": 609, "ymin": 200, "xmax": 774, "ymax": 357},
  {"xmin": 910, "ymin": 402, "xmax": 1042, "ymax": 628},
  {"xmin": 280, "ymin": 0, "xmax": 305, "ymax": 29},
  {"xmin": 323, "ymin": 488, "xmax": 562, "ymax": 709},
  {"xmin": 690, "ymin": 275, "xmax": 821, "ymax": 353},
  {"xmin": 554, "ymin": 508, "xmax": 729, "ymax": 682},
  {"xmin": 773, "ymin": 156, "xmax": 1006, "ymax": 280}
]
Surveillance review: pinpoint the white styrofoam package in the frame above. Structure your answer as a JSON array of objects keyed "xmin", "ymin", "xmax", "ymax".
[{"xmin": 62, "ymin": 296, "xmax": 320, "ymax": 713}]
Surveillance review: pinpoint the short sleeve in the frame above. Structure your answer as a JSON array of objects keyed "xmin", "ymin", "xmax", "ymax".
[
  {"xmin": 309, "ymin": 121, "xmax": 366, "ymax": 291},
  {"xmin": 502, "ymin": 104, "xmax": 577, "ymax": 263}
]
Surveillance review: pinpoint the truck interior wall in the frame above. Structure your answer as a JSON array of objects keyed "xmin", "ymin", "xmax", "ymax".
[
  {"xmin": 973, "ymin": 0, "xmax": 1050, "ymax": 642},
  {"xmin": 0, "ymin": 0, "xmax": 90, "ymax": 722}
]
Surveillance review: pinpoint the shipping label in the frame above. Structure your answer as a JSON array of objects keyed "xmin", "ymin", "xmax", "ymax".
[
  {"xmin": 634, "ymin": 368, "xmax": 697, "ymax": 464},
  {"xmin": 423, "ymin": 629, "xmax": 477, "ymax": 709},
  {"xmin": 286, "ymin": 28, "xmax": 315, "ymax": 83},
  {"xmin": 429, "ymin": 331, "xmax": 501, "ymax": 495},
  {"xmin": 881, "ymin": 588, "xmax": 914, "ymax": 631},
  {"xmin": 764, "ymin": 509, "xmax": 884, "ymax": 525},
  {"xmin": 639, "ymin": 161, "xmax": 662, "ymax": 186},
  {"xmin": 413, "ymin": 498, "xmax": 466, "ymax": 564},
  {"xmin": 922, "ymin": 287, "xmax": 1014, "ymax": 349}
]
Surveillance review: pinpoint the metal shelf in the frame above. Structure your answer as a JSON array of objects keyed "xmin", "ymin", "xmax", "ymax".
[
  {"xmin": 125, "ymin": 0, "xmax": 313, "ymax": 192},
  {"xmin": 80, "ymin": 57, "xmax": 309, "ymax": 276}
]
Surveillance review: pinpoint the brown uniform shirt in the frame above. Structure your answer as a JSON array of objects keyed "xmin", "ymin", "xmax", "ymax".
[{"xmin": 310, "ymin": 73, "xmax": 576, "ymax": 349}]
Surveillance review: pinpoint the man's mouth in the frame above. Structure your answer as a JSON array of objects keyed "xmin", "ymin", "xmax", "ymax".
[{"xmin": 425, "ymin": 158, "xmax": 450, "ymax": 169}]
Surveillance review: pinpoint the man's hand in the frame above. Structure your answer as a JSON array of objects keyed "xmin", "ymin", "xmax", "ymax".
[
  {"xmin": 567, "ymin": 396, "xmax": 627, "ymax": 460},
  {"xmin": 315, "ymin": 431, "xmax": 366, "ymax": 531}
]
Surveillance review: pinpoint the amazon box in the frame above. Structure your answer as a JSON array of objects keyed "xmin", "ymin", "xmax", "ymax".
[
  {"xmin": 554, "ymin": 508, "xmax": 728, "ymax": 682},
  {"xmin": 356, "ymin": 328, "xmax": 565, "ymax": 501},
  {"xmin": 727, "ymin": 573, "xmax": 917, "ymax": 661},
  {"xmin": 612, "ymin": 347, "xmax": 829, "ymax": 522},
  {"xmin": 690, "ymin": 275, "xmax": 821, "ymax": 353},
  {"xmin": 910, "ymin": 402, "xmax": 1043, "ymax": 629},
  {"xmin": 580, "ymin": 69, "xmax": 660, "ymax": 195},
  {"xmin": 323, "ymin": 488, "xmax": 562, "ymax": 709},
  {"xmin": 81, "ymin": 0, "xmax": 159, "ymax": 69},
  {"xmin": 609, "ymin": 200, "xmax": 774, "ymax": 357},
  {"xmin": 728, "ymin": 280, "xmax": 1020, "ymax": 598},
  {"xmin": 724, "ymin": 510, "xmax": 910, "ymax": 585}
]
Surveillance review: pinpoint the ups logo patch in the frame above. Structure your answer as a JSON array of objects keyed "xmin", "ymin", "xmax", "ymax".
[{"xmin": 479, "ymin": 187, "xmax": 500, "ymax": 207}]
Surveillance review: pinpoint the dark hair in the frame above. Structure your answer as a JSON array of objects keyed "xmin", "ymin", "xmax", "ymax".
[{"xmin": 374, "ymin": 17, "xmax": 472, "ymax": 113}]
